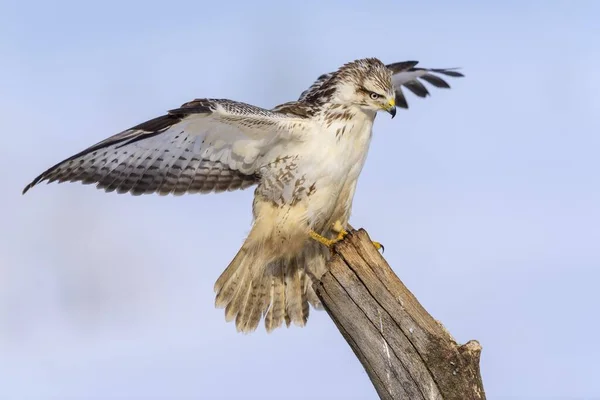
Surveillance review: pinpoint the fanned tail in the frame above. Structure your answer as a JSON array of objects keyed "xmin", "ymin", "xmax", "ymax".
[{"xmin": 214, "ymin": 244, "xmax": 328, "ymax": 333}]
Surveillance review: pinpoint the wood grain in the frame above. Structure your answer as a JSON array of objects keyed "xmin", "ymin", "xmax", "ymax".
[{"xmin": 315, "ymin": 229, "xmax": 486, "ymax": 400}]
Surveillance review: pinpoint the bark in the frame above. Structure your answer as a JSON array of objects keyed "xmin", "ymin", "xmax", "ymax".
[{"xmin": 315, "ymin": 229, "xmax": 485, "ymax": 400}]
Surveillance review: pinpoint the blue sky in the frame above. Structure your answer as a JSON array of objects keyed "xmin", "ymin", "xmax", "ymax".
[{"xmin": 1, "ymin": 1, "xmax": 599, "ymax": 399}]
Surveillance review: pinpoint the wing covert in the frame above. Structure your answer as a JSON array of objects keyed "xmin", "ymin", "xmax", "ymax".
[{"xmin": 297, "ymin": 73, "xmax": 334, "ymax": 102}]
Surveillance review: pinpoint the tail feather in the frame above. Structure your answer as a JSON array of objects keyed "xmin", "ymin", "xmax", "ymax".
[
  {"xmin": 250, "ymin": 277, "xmax": 269, "ymax": 330},
  {"xmin": 264, "ymin": 262, "xmax": 286, "ymax": 332},
  {"xmin": 305, "ymin": 249, "xmax": 327, "ymax": 309},
  {"xmin": 237, "ymin": 273, "xmax": 268, "ymax": 332},
  {"xmin": 285, "ymin": 259, "xmax": 309, "ymax": 327},
  {"xmin": 305, "ymin": 285, "xmax": 322, "ymax": 310},
  {"xmin": 299, "ymin": 268, "xmax": 310, "ymax": 322},
  {"xmin": 214, "ymin": 248, "xmax": 247, "ymax": 308},
  {"xmin": 222, "ymin": 251, "xmax": 254, "ymax": 323},
  {"xmin": 224, "ymin": 263, "xmax": 253, "ymax": 323}
]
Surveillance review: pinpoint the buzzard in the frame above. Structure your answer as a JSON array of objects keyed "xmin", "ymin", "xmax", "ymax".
[{"xmin": 23, "ymin": 58, "xmax": 463, "ymax": 333}]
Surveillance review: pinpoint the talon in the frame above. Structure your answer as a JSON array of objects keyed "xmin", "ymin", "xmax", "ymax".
[
  {"xmin": 335, "ymin": 229, "xmax": 348, "ymax": 241},
  {"xmin": 372, "ymin": 241, "xmax": 384, "ymax": 253}
]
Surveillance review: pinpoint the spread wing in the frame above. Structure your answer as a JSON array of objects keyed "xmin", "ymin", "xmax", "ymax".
[
  {"xmin": 23, "ymin": 99, "xmax": 310, "ymax": 196},
  {"xmin": 298, "ymin": 60, "xmax": 464, "ymax": 108}
]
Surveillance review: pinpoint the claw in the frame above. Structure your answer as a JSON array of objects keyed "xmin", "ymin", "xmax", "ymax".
[
  {"xmin": 336, "ymin": 229, "xmax": 348, "ymax": 241},
  {"xmin": 372, "ymin": 241, "xmax": 384, "ymax": 253},
  {"xmin": 312, "ymin": 221, "xmax": 384, "ymax": 253}
]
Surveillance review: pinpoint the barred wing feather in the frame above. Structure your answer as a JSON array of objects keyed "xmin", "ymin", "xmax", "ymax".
[{"xmin": 23, "ymin": 99, "xmax": 308, "ymax": 196}]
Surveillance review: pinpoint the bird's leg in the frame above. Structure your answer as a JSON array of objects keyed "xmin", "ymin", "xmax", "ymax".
[
  {"xmin": 309, "ymin": 231, "xmax": 336, "ymax": 247},
  {"xmin": 309, "ymin": 220, "xmax": 347, "ymax": 248}
]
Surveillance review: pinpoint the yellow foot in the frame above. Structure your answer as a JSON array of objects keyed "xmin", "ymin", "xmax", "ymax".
[
  {"xmin": 335, "ymin": 229, "xmax": 348, "ymax": 241},
  {"xmin": 333, "ymin": 220, "xmax": 384, "ymax": 253},
  {"xmin": 310, "ymin": 230, "xmax": 384, "ymax": 252},
  {"xmin": 309, "ymin": 220, "xmax": 349, "ymax": 248},
  {"xmin": 311, "ymin": 220, "xmax": 384, "ymax": 253},
  {"xmin": 372, "ymin": 241, "xmax": 385, "ymax": 253},
  {"xmin": 309, "ymin": 231, "xmax": 338, "ymax": 248}
]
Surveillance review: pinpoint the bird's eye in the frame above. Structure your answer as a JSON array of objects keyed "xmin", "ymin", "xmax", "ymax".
[{"xmin": 370, "ymin": 92, "xmax": 380, "ymax": 100}]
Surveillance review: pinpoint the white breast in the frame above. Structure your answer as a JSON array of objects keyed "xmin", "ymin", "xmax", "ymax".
[
  {"xmin": 300, "ymin": 108, "xmax": 376, "ymax": 227},
  {"xmin": 254, "ymin": 105, "xmax": 376, "ymax": 234}
]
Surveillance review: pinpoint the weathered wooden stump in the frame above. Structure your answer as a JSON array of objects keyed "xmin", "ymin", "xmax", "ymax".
[{"xmin": 316, "ymin": 229, "xmax": 485, "ymax": 400}]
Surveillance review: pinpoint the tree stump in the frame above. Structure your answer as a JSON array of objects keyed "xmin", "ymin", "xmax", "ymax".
[{"xmin": 315, "ymin": 229, "xmax": 485, "ymax": 400}]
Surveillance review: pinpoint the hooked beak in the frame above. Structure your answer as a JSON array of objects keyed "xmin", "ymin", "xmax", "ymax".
[{"xmin": 385, "ymin": 98, "xmax": 396, "ymax": 119}]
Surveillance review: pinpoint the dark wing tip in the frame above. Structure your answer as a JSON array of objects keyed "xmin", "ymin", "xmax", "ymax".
[
  {"xmin": 130, "ymin": 114, "xmax": 184, "ymax": 132},
  {"xmin": 392, "ymin": 65, "xmax": 464, "ymax": 110},
  {"xmin": 386, "ymin": 60, "xmax": 420, "ymax": 73},
  {"xmin": 22, "ymin": 100, "xmax": 207, "ymax": 196},
  {"xmin": 22, "ymin": 182, "xmax": 34, "ymax": 195},
  {"xmin": 431, "ymin": 68, "xmax": 465, "ymax": 78},
  {"xmin": 403, "ymin": 80, "xmax": 430, "ymax": 98},
  {"xmin": 419, "ymin": 74, "xmax": 451, "ymax": 89},
  {"xmin": 23, "ymin": 168, "xmax": 55, "ymax": 194},
  {"xmin": 169, "ymin": 98, "xmax": 216, "ymax": 115},
  {"xmin": 395, "ymin": 88, "xmax": 409, "ymax": 109}
]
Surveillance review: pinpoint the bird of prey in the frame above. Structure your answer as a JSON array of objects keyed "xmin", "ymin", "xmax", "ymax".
[{"xmin": 23, "ymin": 58, "xmax": 463, "ymax": 333}]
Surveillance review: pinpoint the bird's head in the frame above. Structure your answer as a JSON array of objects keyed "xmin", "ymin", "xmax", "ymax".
[{"xmin": 332, "ymin": 58, "xmax": 396, "ymax": 118}]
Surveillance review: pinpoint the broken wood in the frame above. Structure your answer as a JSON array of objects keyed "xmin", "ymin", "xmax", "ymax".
[{"xmin": 315, "ymin": 228, "xmax": 485, "ymax": 400}]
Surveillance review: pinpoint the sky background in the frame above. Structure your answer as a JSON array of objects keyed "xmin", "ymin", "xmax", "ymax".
[{"xmin": 1, "ymin": 1, "xmax": 599, "ymax": 399}]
